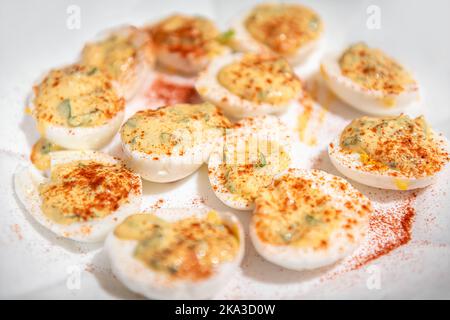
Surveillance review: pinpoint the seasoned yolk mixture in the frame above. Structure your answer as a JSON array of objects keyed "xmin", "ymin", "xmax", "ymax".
[
  {"xmin": 114, "ymin": 212, "xmax": 240, "ymax": 280},
  {"xmin": 340, "ymin": 115, "xmax": 449, "ymax": 177},
  {"xmin": 150, "ymin": 15, "xmax": 225, "ymax": 58},
  {"xmin": 81, "ymin": 33, "xmax": 139, "ymax": 80},
  {"xmin": 339, "ymin": 43, "xmax": 415, "ymax": 94},
  {"xmin": 217, "ymin": 54, "xmax": 302, "ymax": 105},
  {"xmin": 245, "ymin": 3, "xmax": 323, "ymax": 55},
  {"xmin": 33, "ymin": 65, "xmax": 124, "ymax": 128},
  {"xmin": 120, "ymin": 103, "xmax": 231, "ymax": 156},
  {"xmin": 38, "ymin": 160, "xmax": 140, "ymax": 224},
  {"xmin": 30, "ymin": 138, "xmax": 64, "ymax": 171},
  {"xmin": 254, "ymin": 176, "xmax": 343, "ymax": 248},
  {"xmin": 219, "ymin": 139, "xmax": 290, "ymax": 201}
]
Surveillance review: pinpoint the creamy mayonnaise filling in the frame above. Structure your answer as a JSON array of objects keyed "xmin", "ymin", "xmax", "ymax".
[
  {"xmin": 253, "ymin": 173, "xmax": 371, "ymax": 248},
  {"xmin": 34, "ymin": 64, "xmax": 124, "ymax": 128},
  {"xmin": 30, "ymin": 138, "xmax": 64, "ymax": 171},
  {"xmin": 114, "ymin": 212, "xmax": 240, "ymax": 280},
  {"xmin": 339, "ymin": 43, "xmax": 415, "ymax": 94},
  {"xmin": 120, "ymin": 102, "xmax": 231, "ymax": 157},
  {"xmin": 245, "ymin": 3, "xmax": 323, "ymax": 55},
  {"xmin": 340, "ymin": 114, "xmax": 449, "ymax": 177},
  {"xmin": 219, "ymin": 139, "xmax": 290, "ymax": 201},
  {"xmin": 39, "ymin": 160, "xmax": 140, "ymax": 224}
]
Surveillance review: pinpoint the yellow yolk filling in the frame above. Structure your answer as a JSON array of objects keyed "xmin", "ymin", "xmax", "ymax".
[
  {"xmin": 340, "ymin": 114, "xmax": 449, "ymax": 177},
  {"xmin": 30, "ymin": 138, "xmax": 64, "ymax": 171},
  {"xmin": 120, "ymin": 103, "xmax": 231, "ymax": 157},
  {"xmin": 220, "ymin": 139, "xmax": 290, "ymax": 201},
  {"xmin": 82, "ymin": 33, "xmax": 139, "ymax": 80},
  {"xmin": 254, "ymin": 176, "xmax": 342, "ymax": 249},
  {"xmin": 114, "ymin": 212, "xmax": 240, "ymax": 280},
  {"xmin": 150, "ymin": 14, "xmax": 225, "ymax": 58},
  {"xmin": 339, "ymin": 43, "xmax": 415, "ymax": 95},
  {"xmin": 39, "ymin": 160, "xmax": 140, "ymax": 224}
]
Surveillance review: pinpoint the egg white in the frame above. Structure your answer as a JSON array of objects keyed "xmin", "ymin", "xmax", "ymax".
[
  {"xmin": 328, "ymin": 134, "xmax": 450, "ymax": 190},
  {"xmin": 231, "ymin": 5, "xmax": 324, "ymax": 68},
  {"xmin": 105, "ymin": 207, "xmax": 245, "ymax": 300},
  {"xmin": 320, "ymin": 53, "xmax": 420, "ymax": 116},
  {"xmin": 208, "ymin": 115, "xmax": 291, "ymax": 211},
  {"xmin": 14, "ymin": 150, "xmax": 142, "ymax": 242},
  {"xmin": 250, "ymin": 168, "xmax": 371, "ymax": 271}
]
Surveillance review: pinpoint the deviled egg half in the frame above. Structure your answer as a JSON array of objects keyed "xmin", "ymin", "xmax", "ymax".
[
  {"xmin": 328, "ymin": 114, "xmax": 450, "ymax": 190},
  {"xmin": 321, "ymin": 42, "xmax": 420, "ymax": 115},
  {"xmin": 106, "ymin": 207, "xmax": 244, "ymax": 300},
  {"xmin": 31, "ymin": 64, "xmax": 125, "ymax": 149},
  {"xmin": 81, "ymin": 25, "xmax": 154, "ymax": 101},
  {"xmin": 14, "ymin": 150, "xmax": 142, "ymax": 242},
  {"xmin": 148, "ymin": 14, "xmax": 228, "ymax": 75},
  {"xmin": 250, "ymin": 168, "xmax": 372, "ymax": 271},
  {"xmin": 231, "ymin": 2, "xmax": 324, "ymax": 66},
  {"xmin": 208, "ymin": 116, "xmax": 291, "ymax": 210},
  {"xmin": 196, "ymin": 53, "xmax": 303, "ymax": 119},
  {"xmin": 120, "ymin": 102, "xmax": 231, "ymax": 183}
]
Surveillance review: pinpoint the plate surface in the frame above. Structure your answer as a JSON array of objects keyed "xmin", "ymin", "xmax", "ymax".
[{"xmin": 1, "ymin": 0, "xmax": 449, "ymax": 299}]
